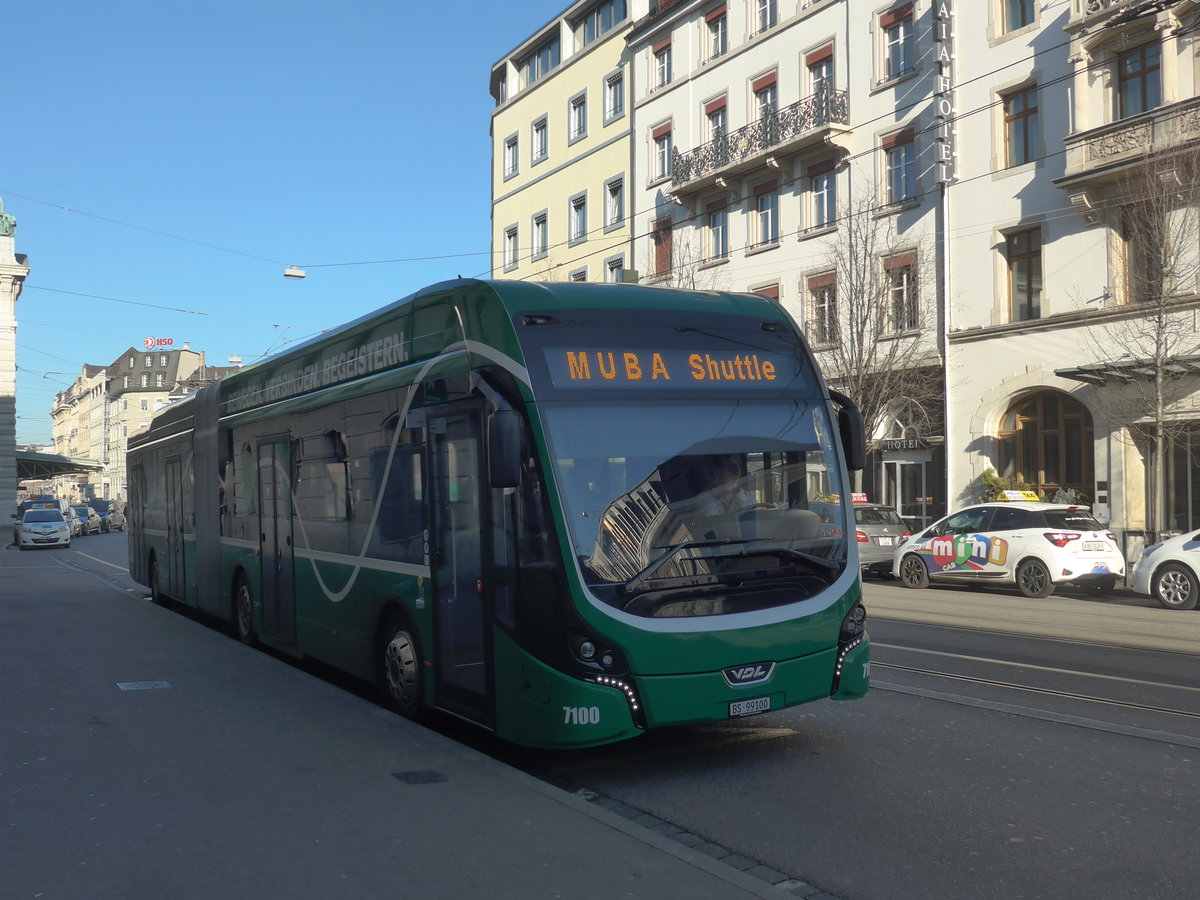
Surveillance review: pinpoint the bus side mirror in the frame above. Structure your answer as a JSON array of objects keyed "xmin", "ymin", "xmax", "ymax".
[
  {"xmin": 837, "ymin": 404, "xmax": 866, "ymax": 472},
  {"xmin": 488, "ymin": 409, "xmax": 522, "ymax": 488}
]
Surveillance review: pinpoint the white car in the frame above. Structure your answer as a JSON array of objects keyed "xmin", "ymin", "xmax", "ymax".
[
  {"xmin": 893, "ymin": 502, "xmax": 1125, "ymax": 598},
  {"xmin": 1131, "ymin": 529, "xmax": 1200, "ymax": 610},
  {"xmin": 15, "ymin": 508, "xmax": 72, "ymax": 550}
]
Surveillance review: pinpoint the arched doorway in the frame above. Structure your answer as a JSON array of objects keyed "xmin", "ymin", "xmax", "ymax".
[{"xmin": 996, "ymin": 391, "xmax": 1093, "ymax": 498}]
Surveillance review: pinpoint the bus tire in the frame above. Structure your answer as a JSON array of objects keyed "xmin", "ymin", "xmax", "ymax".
[
  {"xmin": 148, "ymin": 554, "xmax": 166, "ymax": 605},
  {"xmin": 234, "ymin": 573, "xmax": 256, "ymax": 645},
  {"xmin": 378, "ymin": 614, "xmax": 425, "ymax": 721}
]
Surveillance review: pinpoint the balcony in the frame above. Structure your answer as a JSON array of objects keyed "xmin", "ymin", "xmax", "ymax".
[
  {"xmin": 1058, "ymin": 96, "xmax": 1200, "ymax": 190},
  {"xmin": 671, "ymin": 87, "xmax": 849, "ymax": 194}
]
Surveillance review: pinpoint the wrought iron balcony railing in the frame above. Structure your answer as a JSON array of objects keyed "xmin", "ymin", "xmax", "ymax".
[{"xmin": 672, "ymin": 86, "xmax": 849, "ymax": 188}]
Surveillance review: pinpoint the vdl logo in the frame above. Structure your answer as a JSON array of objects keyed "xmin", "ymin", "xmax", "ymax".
[
  {"xmin": 724, "ymin": 662, "xmax": 775, "ymax": 686},
  {"xmin": 143, "ymin": 336, "xmax": 174, "ymax": 350}
]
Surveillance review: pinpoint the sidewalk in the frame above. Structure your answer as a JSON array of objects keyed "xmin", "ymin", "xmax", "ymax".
[{"xmin": 0, "ymin": 546, "xmax": 807, "ymax": 900}]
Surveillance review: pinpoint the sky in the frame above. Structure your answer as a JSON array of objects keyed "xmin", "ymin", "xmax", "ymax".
[{"xmin": 6, "ymin": 0, "xmax": 565, "ymax": 446}]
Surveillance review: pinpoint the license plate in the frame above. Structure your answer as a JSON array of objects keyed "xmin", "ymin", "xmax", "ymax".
[
  {"xmin": 877, "ymin": 536, "xmax": 894, "ymax": 546},
  {"xmin": 729, "ymin": 696, "xmax": 771, "ymax": 718},
  {"xmin": 1083, "ymin": 541, "xmax": 1106, "ymax": 551}
]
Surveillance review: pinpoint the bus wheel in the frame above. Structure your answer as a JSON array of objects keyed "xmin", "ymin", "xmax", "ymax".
[
  {"xmin": 148, "ymin": 555, "xmax": 165, "ymax": 605},
  {"xmin": 234, "ymin": 575, "xmax": 256, "ymax": 645},
  {"xmin": 379, "ymin": 617, "xmax": 424, "ymax": 721},
  {"xmin": 898, "ymin": 554, "xmax": 929, "ymax": 589}
]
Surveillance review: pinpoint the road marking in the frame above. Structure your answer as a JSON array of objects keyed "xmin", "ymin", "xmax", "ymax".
[{"xmin": 70, "ymin": 550, "xmax": 129, "ymax": 572}]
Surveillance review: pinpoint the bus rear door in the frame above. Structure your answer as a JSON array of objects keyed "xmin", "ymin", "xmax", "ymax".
[
  {"xmin": 428, "ymin": 405, "xmax": 492, "ymax": 726},
  {"xmin": 165, "ymin": 458, "xmax": 186, "ymax": 598}
]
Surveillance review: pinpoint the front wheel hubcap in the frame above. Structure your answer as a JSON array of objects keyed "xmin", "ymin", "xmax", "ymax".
[{"xmin": 384, "ymin": 631, "xmax": 419, "ymax": 710}]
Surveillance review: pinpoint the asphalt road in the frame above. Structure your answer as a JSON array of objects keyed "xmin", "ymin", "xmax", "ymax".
[{"xmin": 8, "ymin": 534, "xmax": 1199, "ymax": 899}]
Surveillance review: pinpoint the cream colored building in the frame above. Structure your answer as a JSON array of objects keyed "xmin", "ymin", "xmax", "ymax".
[
  {"xmin": 0, "ymin": 199, "xmax": 29, "ymax": 510},
  {"xmin": 490, "ymin": 0, "xmax": 636, "ymax": 283},
  {"xmin": 491, "ymin": 0, "xmax": 1200, "ymax": 542}
]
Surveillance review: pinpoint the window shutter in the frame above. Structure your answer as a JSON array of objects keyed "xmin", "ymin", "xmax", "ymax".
[
  {"xmin": 807, "ymin": 272, "xmax": 836, "ymax": 290},
  {"xmin": 704, "ymin": 95, "xmax": 727, "ymax": 115},
  {"xmin": 880, "ymin": 3, "xmax": 913, "ymax": 28},
  {"xmin": 651, "ymin": 122, "xmax": 672, "ymax": 140},
  {"xmin": 751, "ymin": 71, "xmax": 777, "ymax": 94},
  {"xmin": 704, "ymin": 4, "xmax": 727, "ymax": 23},
  {"xmin": 806, "ymin": 45, "xmax": 833, "ymax": 67}
]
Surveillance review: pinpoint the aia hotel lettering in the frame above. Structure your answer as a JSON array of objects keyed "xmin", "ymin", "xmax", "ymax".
[{"xmin": 563, "ymin": 350, "xmax": 778, "ymax": 384}]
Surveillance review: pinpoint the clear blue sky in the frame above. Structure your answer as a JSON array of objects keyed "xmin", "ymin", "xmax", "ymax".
[{"xmin": 7, "ymin": 0, "xmax": 563, "ymax": 445}]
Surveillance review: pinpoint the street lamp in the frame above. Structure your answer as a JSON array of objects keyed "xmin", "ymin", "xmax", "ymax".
[{"xmin": 283, "ymin": 266, "xmax": 306, "ymax": 280}]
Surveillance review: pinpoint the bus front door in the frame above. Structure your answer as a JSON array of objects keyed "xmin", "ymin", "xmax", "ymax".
[
  {"xmin": 428, "ymin": 408, "xmax": 492, "ymax": 726},
  {"xmin": 258, "ymin": 441, "xmax": 296, "ymax": 646},
  {"xmin": 165, "ymin": 458, "xmax": 186, "ymax": 598}
]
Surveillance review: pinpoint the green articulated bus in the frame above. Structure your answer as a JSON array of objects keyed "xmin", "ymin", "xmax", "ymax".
[{"xmin": 127, "ymin": 279, "xmax": 870, "ymax": 749}]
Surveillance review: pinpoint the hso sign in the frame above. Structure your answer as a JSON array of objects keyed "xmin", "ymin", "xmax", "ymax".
[{"xmin": 143, "ymin": 336, "xmax": 174, "ymax": 349}]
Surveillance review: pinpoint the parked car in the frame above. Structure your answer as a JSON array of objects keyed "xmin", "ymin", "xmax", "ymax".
[
  {"xmin": 71, "ymin": 505, "xmax": 103, "ymax": 536},
  {"xmin": 853, "ymin": 503, "xmax": 909, "ymax": 577},
  {"xmin": 15, "ymin": 508, "xmax": 72, "ymax": 550},
  {"xmin": 893, "ymin": 501, "xmax": 1125, "ymax": 598},
  {"xmin": 1131, "ymin": 529, "xmax": 1200, "ymax": 610},
  {"xmin": 64, "ymin": 507, "xmax": 83, "ymax": 537},
  {"xmin": 87, "ymin": 499, "xmax": 125, "ymax": 532}
]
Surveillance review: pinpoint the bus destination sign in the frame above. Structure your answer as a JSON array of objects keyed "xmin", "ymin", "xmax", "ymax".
[{"xmin": 545, "ymin": 347, "xmax": 793, "ymax": 389}]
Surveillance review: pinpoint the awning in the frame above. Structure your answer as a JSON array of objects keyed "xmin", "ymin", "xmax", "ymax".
[{"xmin": 1055, "ymin": 352, "xmax": 1200, "ymax": 385}]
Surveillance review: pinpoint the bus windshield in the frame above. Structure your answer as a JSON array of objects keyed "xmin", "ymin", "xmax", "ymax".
[{"xmin": 538, "ymin": 397, "xmax": 848, "ymax": 617}]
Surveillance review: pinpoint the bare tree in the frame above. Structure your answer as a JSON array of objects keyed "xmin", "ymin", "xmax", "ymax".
[
  {"xmin": 1078, "ymin": 143, "xmax": 1200, "ymax": 534},
  {"xmin": 807, "ymin": 186, "xmax": 943, "ymax": 452},
  {"xmin": 642, "ymin": 216, "xmax": 730, "ymax": 292}
]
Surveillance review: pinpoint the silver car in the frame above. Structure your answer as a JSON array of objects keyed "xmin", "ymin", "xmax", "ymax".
[{"xmin": 853, "ymin": 503, "xmax": 909, "ymax": 577}]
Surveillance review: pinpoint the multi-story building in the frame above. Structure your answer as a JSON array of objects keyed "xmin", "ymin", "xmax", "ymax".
[
  {"xmin": 490, "ymin": 0, "xmax": 636, "ymax": 284},
  {"xmin": 48, "ymin": 346, "xmax": 230, "ymax": 502},
  {"xmin": 490, "ymin": 0, "xmax": 1200, "ymax": 542}
]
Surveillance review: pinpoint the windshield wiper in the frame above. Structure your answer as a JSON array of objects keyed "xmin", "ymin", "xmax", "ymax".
[{"xmin": 623, "ymin": 538, "xmax": 839, "ymax": 597}]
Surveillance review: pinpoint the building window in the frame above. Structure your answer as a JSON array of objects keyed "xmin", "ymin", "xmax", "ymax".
[
  {"xmin": 706, "ymin": 97, "xmax": 727, "ymax": 140},
  {"xmin": 881, "ymin": 4, "xmax": 915, "ymax": 81},
  {"xmin": 884, "ymin": 131, "xmax": 916, "ymax": 205},
  {"xmin": 605, "ymin": 177, "xmax": 624, "ymax": 229},
  {"xmin": 752, "ymin": 181, "xmax": 779, "ymax": 248},
  {"xmin": 652, "ymin": 125, "xmax": 672, "ymax": 181},
  {"xmin": 532, "ymin": 117, "xmax": 548, "ymax": 163},
  {"xmin": 504, "ymin": 226, "xmax": 519, "ymax": 271},
  {"xmin": 569, "ymin": 92, "xmax": 588, "ymax": 143},
  {"xmin": 706, "ymin": 201, "xmax": 729, "ymax": 261},
  {"xmin": 809, "ymin": 160, "xmax": 837, "ymax": 230},
  {"xmin": 123, "ymin": 375, "xmax": 130, "ymax": 389},
  {"xmin": 140, "ymin": 373, "xmax": 149, "ymax": 388},
  {"xmin": 885, "ymin": 255, "xmax": 918, "ymax": 332},
  {"xmin": 604, "ymin": 71, "xmax": 624, "ymax": 122},
  {"xmin": 605, "ymin": 255, "xmax": 625, "ymax": 283},
  {"xmin": 569, "ymin": 194, "xmax": 587, "ymax": 245},
  {"xmin": 652, "ymin": 217, "xmax": 673, "ymax": 279},
  {"xmin": 122, "ymin": 399, "xmax": 128, "ymax": 411},
  {"xmin": 1122, "ymin": 204, "xmax": 1164, "ymax": 304},
  {"xmin": 503, "ymin": 135, "xmax": 519, "ymax": 179},
  {"xmin": 998, "ymin": 391, "xmax": 1094, "ymax": 498},
  {"xmin": 753, "ymin": 73, "xmax": 777, "ymax": 119},
  {"xmin": 754, "ymin": 0, "xmax": 777, "ymax": 36},
  {"xmin": 807, "ymin": 45, "xmax": 834, "ymax": 94},
  {"xmin": 654, "ymin": 40, "xmax": 672, "ymax": 89},
  {"xmin": 577, "ymin": 0, "xmax": 627, "ymax": 47},
  {"xmin": 1006, "ymin": 228, "xmax": 1042, "ymax": 321},
  {"xmin": 140, "ymin": 398, "xmax": 148, "ymax": 410},
  {"xmin": 706, "ymin": 6, "xmax": 727, "ymax": 60},
  {"xmin": 569, "ymin": 267, "xmax": 588, "ymax": 282},
  {"xmin": 160, "ymin": 354, "xmax": 168, "ymax": 366},
  {"xmin": 156, "ymin": 371, "xmax": 165, "ymax": 387},
  {"xmin": 128, "ymin": 355, "xmax": 134, "ymax": 367},
  {"xmin": 532, "ymin": 212, "xmax": 549, "ymax": 260},
  {"xmin": 1118, "ymin": 42, "xmax": 1161, "ymax": 120},
  {"xmin": 808, "ymin": 274, "xmax": 837, "ymax": 345},
  {"xmin": 1003, "ymin": 0, "xmax": 1035, "ymax": 32},
  {"xmin": 523, "ymin": 36, "xmax": 561, "ymax": 88},
  {"xmin": 144, "ymin": 355, "xmax": 152, "ymax": 367},
  {"xmin": 1003, "ymin": 86, "xmax": 1039, "ymax": 167}
]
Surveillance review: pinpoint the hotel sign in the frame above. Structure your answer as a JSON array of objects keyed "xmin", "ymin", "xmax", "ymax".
[{"xmin": 934, "ymin": 1, "xmax": 956, "ymax": 184}]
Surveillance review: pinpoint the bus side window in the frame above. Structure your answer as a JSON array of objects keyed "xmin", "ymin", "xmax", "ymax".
[{"xmin": 370, "ymin": 444, "xmax": 425, "ymax": 564}]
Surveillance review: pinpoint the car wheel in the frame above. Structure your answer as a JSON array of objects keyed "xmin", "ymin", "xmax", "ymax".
[
  {"xmin": 1152, "ymin": 563, "xmax": 1199, "ymax": 611},
  {"xmin": 234, "ymin": 574, "xmax": 256, "ymax": 645},
  {"xmin": 1016, "ymin": 559, "xmax": 1053, "ymax": 598},
  {"xmin": 898, "ymin": 554, "xmax": 930, "ymax": 589},
  {"xmin": 378, "ymin": 615, "xmax": 425, "ymax": 721}
]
